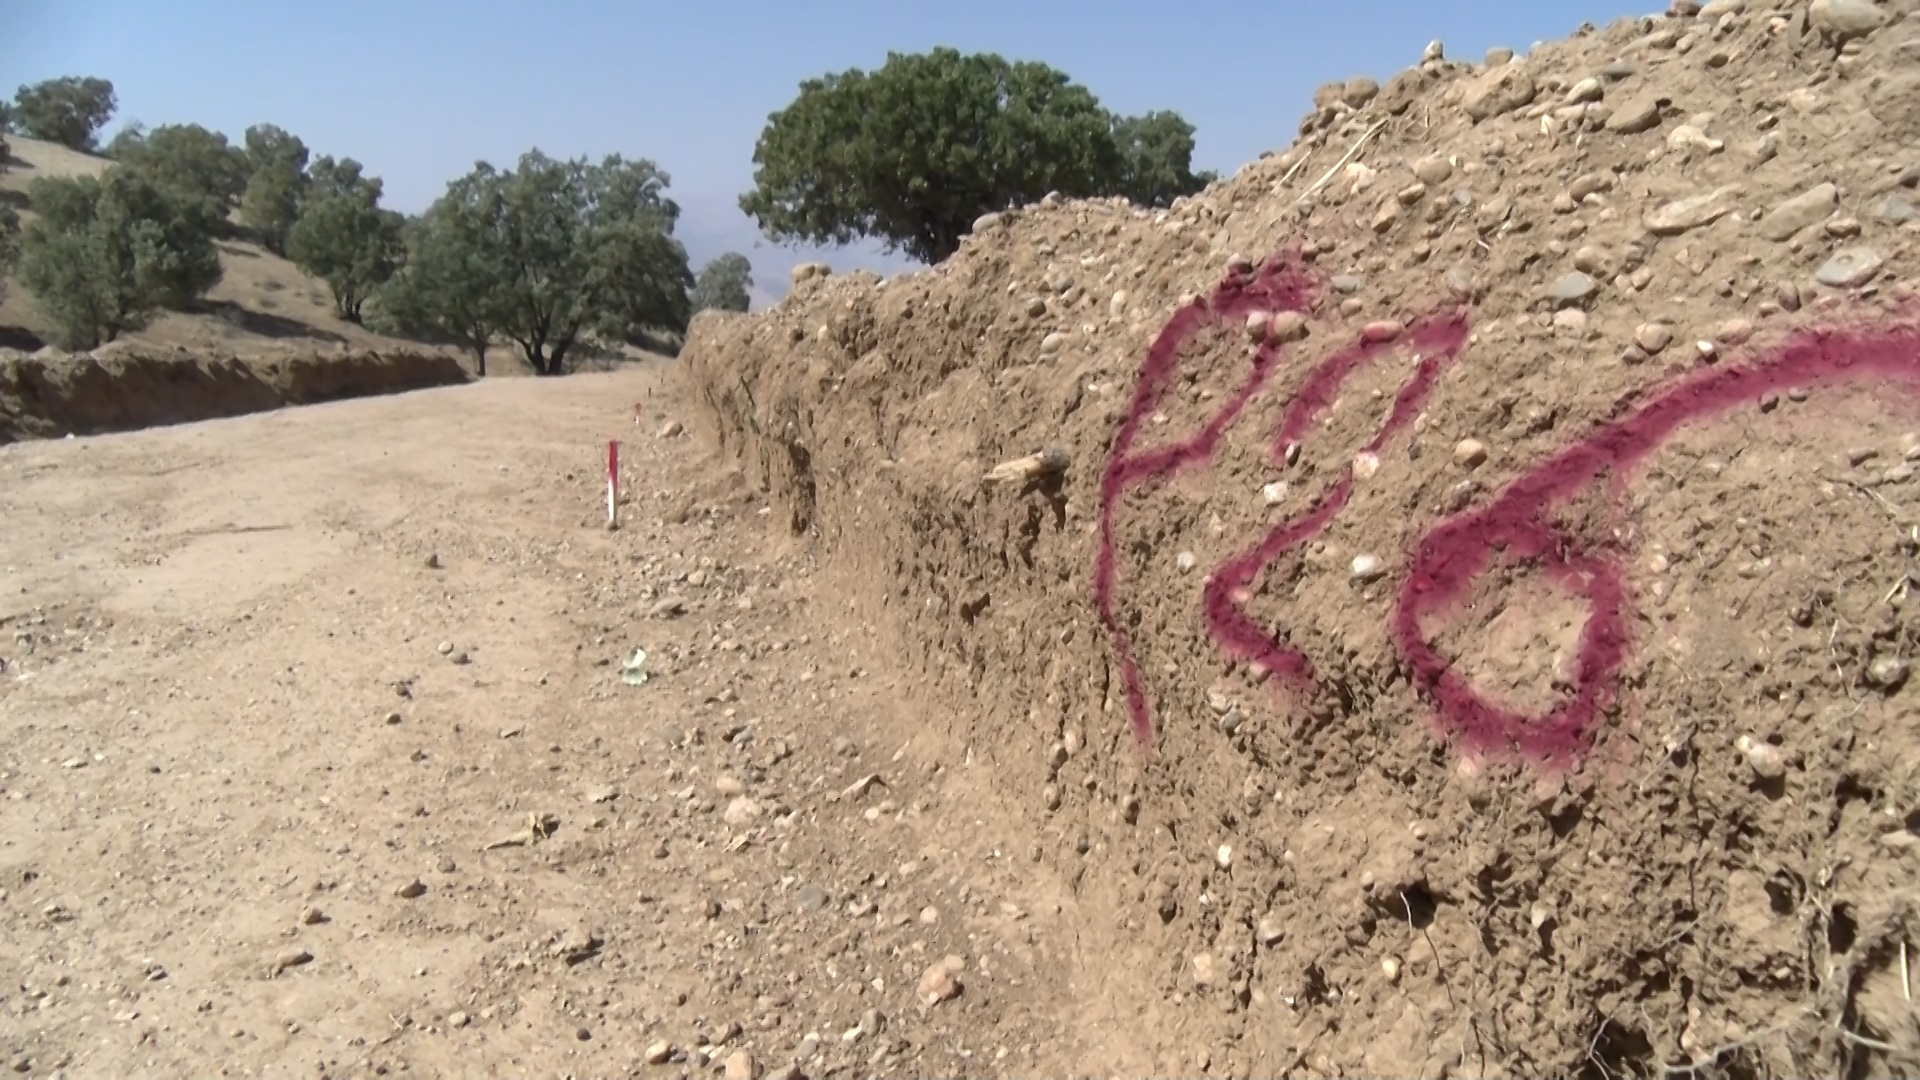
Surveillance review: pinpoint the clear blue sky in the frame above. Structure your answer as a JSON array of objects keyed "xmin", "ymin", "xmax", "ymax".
[{"xmin": 2, "ymin": 0, "xmax": 1643, "ymax": 305}]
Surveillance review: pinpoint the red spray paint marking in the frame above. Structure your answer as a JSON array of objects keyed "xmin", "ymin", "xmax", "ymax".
[
  {"xmin": 1394, "ymin": 321, "xmax": 1920, "ymax": 763},
  {"xmin": 1093, "ymin": 253, "xmax": 1323, "ymax": 752},
  {"xmin": 1096, "ymin": 245, "xmax": 1920, "ymax": 763},
  {"xmin": 1201, "ymin": 311, "xmax": 1471, "ymax": 690}
]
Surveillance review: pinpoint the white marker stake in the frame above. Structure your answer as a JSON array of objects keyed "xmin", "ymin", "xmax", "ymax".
[{"xmin": 606, "ymin": 440, "xmax": 619, "ymax": 528}]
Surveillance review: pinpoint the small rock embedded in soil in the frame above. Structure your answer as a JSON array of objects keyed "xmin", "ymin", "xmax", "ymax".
[
  {"xmin": 917, "ymin": 955, "xmax": 964, "ymax": 1006},
  {"xmin": 1634, "ymin": 323, "xmax": 1674, "ymax": 354},
  {"xmin": 1453, "ymin": 439, "xmax": 1488, "ymax": 468},
  {"xmin": 1866, "ymin": 656, "xmax": 1910, "ymax": 691},
  {"xmin": 1758, "ymin": 182, "xmax": 1838, "ymax": 241},
  {"xmin": 395, "ymin": 879, "xmax": 427, "ymax": 899},
  {"xmin": 646, "ymin": 1040, "xmax": 674, "ymax": 1064},
  {"xmin": 448, "ymin": 1011, "xmax": 469, "ymax": 1028},
  {"xmin": 1814, "ymin": 247, "xmax": 1884, "ymax": 289},
  {"xmin": 1351, "ymin": 553, "xmax": 1386, "ymax": 582},
  {"xmin": 1546, "ymin": 272, "xmax": 1598, "ymax": 305},
  {"xmin": 724, "ymin": 1050, "xmax": 758, "ymax": 1080},
  {"xmin": 1736, "ymin": 735, "xmax": 1788, "ymax": 780}
]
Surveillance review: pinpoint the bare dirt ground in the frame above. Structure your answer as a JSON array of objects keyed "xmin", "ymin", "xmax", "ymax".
[{"xmin": 0, "ymin": 365, "xmax": 1123, "ymax": 1080}]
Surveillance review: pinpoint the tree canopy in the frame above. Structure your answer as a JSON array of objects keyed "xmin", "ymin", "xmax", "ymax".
[
  {"xmin": 285, "ymin": 156, "xmax": 404, "ymax": 323},
  {"xmin": 106, "ymin": 122, "xmax": 250, "ymax": 209},
  {"xmin": 12, "ymin": 77, "xmax": 117, "ymax": 151},
  {"xmin": 0, "ymin": 203, "xmax": 19, "ymax": 307},
  {"xmin": 239, "ymin": 124, "xmax": 311, "ymax": 254},
  {"xmin": 16, "ymin": 168, "xmax": 225, "ymax": 348},
  {"xmin": 691, "ymin": 253, "xmax": 753, "ymax": 314},
  {"xmin": 739, "ymin": 48, "xmax": 1213, "ymax": 263},
  {"xmin": 374, "ymin": 151, "xmax": 693, "ymax": 376}
]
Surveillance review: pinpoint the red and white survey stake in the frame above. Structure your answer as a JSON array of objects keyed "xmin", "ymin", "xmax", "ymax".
[{"xmin": 606, "ymin": 440, "xmax": 620, "ymax": 528}]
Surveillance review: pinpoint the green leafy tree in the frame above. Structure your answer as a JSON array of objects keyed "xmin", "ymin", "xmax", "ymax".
[
  {"xmin": 108, "ymin": 123, "xmax": 250, "ymax": 209},
  {"xmin": 691, "ymin": 252, "xmax": 752, "ymax": 313},
  {"xmin": 285, "ymin": 159, "xmax": 404, "ymax": 323},
  {"xmin": 740, "ymin": 49, "xmax": 1209, "ymax": 263},
  {"xmin": 0, "ymin": 203, "xmax": 20, "ymax": 305},
  {"xmin": 377, "ymin": 151, "xmax": 692, "ymax": 376},
  {"xmin": 1111, "ymin": 111, "xmax": 1216, "ymax": 208},
  {"xmin": 16, "ymin": 169, "xmax": 225, "ymax": 348},
  {"xmin": 12, "ymin": 77, "xmax": 117, "ymax": 151},
  {"xmin": 371, "ymin": 199, "xmax": 501, "ymax": 375},
  {"xmin": 239, "ymin": 125, "xmax": 310, "ymax": 254}
]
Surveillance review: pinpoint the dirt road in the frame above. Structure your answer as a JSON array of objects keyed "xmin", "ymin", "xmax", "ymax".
[{"xmin": 0, "ymin": 367, "xmax": 1123, "ymax": 1079}]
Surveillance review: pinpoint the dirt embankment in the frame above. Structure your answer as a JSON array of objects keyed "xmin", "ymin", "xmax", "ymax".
[
  {"xmin": 685, "ymin": 4, "xmax": 1920, "ymax": 1076},
  {"xmin": 0, "ymin": 345, "xmax": 470, "ymax": 444}
]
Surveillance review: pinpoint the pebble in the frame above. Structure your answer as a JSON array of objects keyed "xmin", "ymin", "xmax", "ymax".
[
  {"xmin": 1758, "ymin": 183, "xmax": 1838, "ymax": 241},
  {"xmin": 1735, "ymin": 735, "xmax": 1787, "ymax": 780},
  {"xmin": 1412, "ymin": 155, "xmax": 1453, "ymax": 186},
  {"xmin": 1262, "ymin": 481, "xmax": 1289, "ymax": 505},
  {"xmin": 646, "ymin": 1041, "xmax": 674, "ymax": 1065},
  {"xmin": 575, "ymin": 1027, "xmax": 591, "ymax": 1041},
  {"xmin": 1644, "ymin": 186, "xmax": 1742, "ymax": 235},
  {"xmin": 436, "ymin": 641, "xmax": 454, "ymax": 655},
  {"xmin": 1810, "ymin": 0, "xmax": 1890, "ymax": 40},
  {"xmin": 1454, "ymin": 439, "xmax": 1488, "ymax": 468},
  {"xmin": 1191, "ymin": 953, "xmax": 1223, "ymax": 987},
  {"xmin": 1361, "ymin": 319, "xmax": 1403, "ymax": 343},
  {"xmin": 1269, "ymin": 311, "xmax": 1309, "ymax": 341},
  {"xmin": 1462, "ymin": 65, "xmax": 1537, "ymax": 122},
  {"xmin": 1382, "ymin": 956, "xmax": 1402, "ymax": 983},
  {"xmin": 1564, "ymin": 77, "xmax": 1604, "ymax": 105},
  {"xmin": 1824, "ymin": 217, "xmax": 1861, "ymax": 239},
  {"xmin": 724, "ymin": 797, "xmax": 762, "ymax": 825},
  {"xmin": 448, "ymin": 1011, "xmax": 469, "ymax": 1029},
  {"xmin": 1875, "ymin": 196, "xmax": 1917, "ymax": 224},
  {"xmin": 1546, "ymin": 271, "xmax": 1599, "ymax": 305},
  {"xmin": 1423, "ymin": 39, "xmax": 1445, "ymax": 62},
  {"xmin": 1867, "ymin": 656, "xmax": 1910, "ymax": 691},
  {"xmin": 1176, "ymin": 550, "xmax": 1198, "ymax": 573},
  {"xmin": 1715, "ymin": 319, "xmax": 1753, "ymax": 345},
  {"xmin": 715, "ymin": 776, "xmax": 746, "ymax": 797},
  {"xmin": 436, "ymin": 855, "xmax": 457, "ymax": 873},
  {"xmin": 917, "ymin": 956, "xmax": 964, "ymax": 1006},
  {"xmin": 659, "ymin": 420, "xmax": 684, "ymax": 439},
  {"xmin": 299, "ymin": 906, "xmax": 325, "ymax": 925},
  {"xmin": 796, "ymin": 883, "xmax": 829, "ymax": 912},
  {"xmin": 795, "ymin": 1034, "xmax": 820, "ymax": 1062},
  {"xmin": 448, "ymin": 650, "xmax": 470, "ymax": 666},
  {"xmin": 1025, "ymin": 297, "xmax": 1048, "ymax": 318},
  {"xmin": 1554, "ymin": 309, "xmax": 1589, "ymax": 335},
  {"xmin": 424, "ymin": 553, "xmax": 441, "ymax": 569},
  {"xmin": 395, "ymin": 880, "xmax": 427, "ymax": 899},
  {"xmin": 1635, "ymin": 323, "xmax": 1674, "ymax": 354},
  {"xmin": 1815, "ymin": 247, "xmax": 1883, "ymax": 288},
  {"xmin": 1343, "ymin": 76, "xmax": 1380, "ymax": 107},
  {"xmin": 724, "ymin": 1051, "xmax": 758, "ymax": 1080},
  {"xmin": 1486, "ymin": 46, "xmax": 1515, "ymax": 66},
  {"xmin": 1039, "ymin": 331, "xmax": 1068, "ymax": 354},
  {"xmin": 1256, "ymin": 913, "xmax": 1285, "ymax": 945},
  {"xmin": 1351, "ymin": 554, "xmax": 1386, "ymax": 582},
  {"xmin": 1606, "ymin": 92, "xmax": 1665, "ymax": 134},
  {"xmin": 972, "ymin": 211, "xmax": 1003, "ymax": 233},
  {"xmin": 271, "ymin": 948, "xmax": 313, "ymax": 974}
]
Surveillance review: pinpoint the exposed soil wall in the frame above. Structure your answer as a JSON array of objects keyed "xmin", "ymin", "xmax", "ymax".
[
  {"xmin": 0, "ymin": 345, "xmax": 470, "ymax": 444},
  {"xmin": 685, "ymin": 5, "xmax": 1920, "ymax": 1075}
]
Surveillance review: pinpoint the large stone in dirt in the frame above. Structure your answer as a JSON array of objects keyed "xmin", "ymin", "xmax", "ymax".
[
  {"xmin": 1643, "ymin": 186, "xmax": 1743, "ymax": 235},
  {"xmin": 1810, "ymin": 0, "xmax": 1889, "ymax": 40},
  {"xmin": 1461, "ymin": 65, "xmax": 1536, "ymax": 122},
  {"xmin": 1814, "ymin": 247, "xmax": 1884, "ymax": 288},
  {"xmin": 1606, "ymin": 91, "xmax": 1667, "ymax": 133},
  {"xmin": 1757, "ymin": 183, "xmax": 1837, "ymax": 241}
]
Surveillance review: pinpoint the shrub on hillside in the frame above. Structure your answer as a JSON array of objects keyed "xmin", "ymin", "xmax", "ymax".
[
  {"xmin": 0, "ymin": 203, "xmax": 19, "ymax": 306},
  {"xmin": 374, "ymin": 151, "xmax": 693, "ymax": 376},
  {"xmin": 285, "ymin": 157, "xmax": 404, "ymax": 323},
  {"xmin": 16, "ymin": 169, "xmax": 225, "ymax": 349},
  {"xmin": 12, "ymin": 77, "xmax": 117, "ymax": 152},
  {"xmin": 239, "ymin": 125, "xmax": 310, "ymax": 253},
  {"xmin": 107, "ymin": 123, "xmax": 250, "ymax": 210},
  {"xmin": 740, "ymin": 48, "xmax": 1214, "ymax": 263},
  {"xmin": 692, "ymin": 252, "xmax": 753, "ymax": 314}
]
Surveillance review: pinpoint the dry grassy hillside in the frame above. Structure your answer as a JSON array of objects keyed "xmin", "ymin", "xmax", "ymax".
[{"xmin": 0, "ymin": 136, "xmax": 433, "ymax": 360}]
